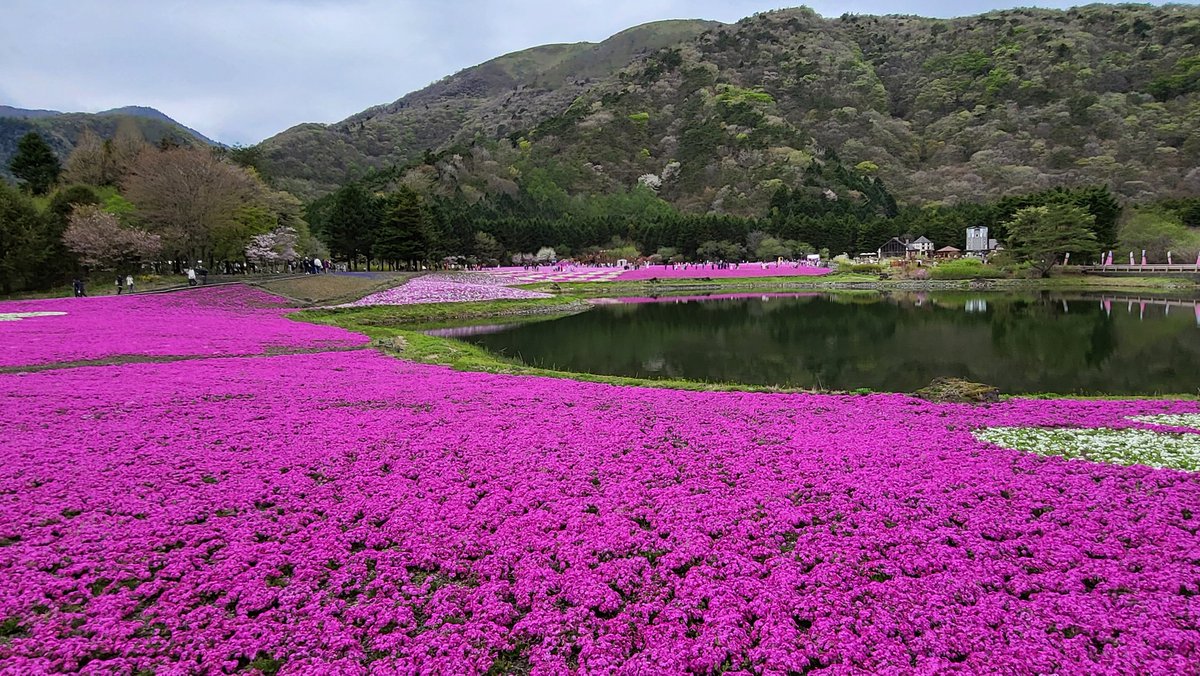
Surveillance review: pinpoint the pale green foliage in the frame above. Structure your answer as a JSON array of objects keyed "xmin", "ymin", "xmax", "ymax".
[
  {"xmin": 929, "ymin": 258, "xmax": 1004, "ymax": 280},
  {"xmin": 1004, "ymin": 203, "xmax": 1100, "ymax": 276},
  {"xmin": 696, "ymin": 240, "xmax": 745, "ymax": 262},
  {"xmin": 754, "ymin": 237, "xmax": 792, "ymax": 261},
  {"xmin": 1117, "ymin": 210, "xmax": 1200, "ymax": 262}
]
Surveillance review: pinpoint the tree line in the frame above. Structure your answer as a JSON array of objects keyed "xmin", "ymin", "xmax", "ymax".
[
  {"xmin": 4, "ymin": 122, "xmax": 1195, "ymax": 294},
  {"xmin": 306, "ymin": 163, "xmax": 1128, "ymax": 270},
  {"xmin": 0, "ymin": 128, "xmax": 323, "ymax": 293}
]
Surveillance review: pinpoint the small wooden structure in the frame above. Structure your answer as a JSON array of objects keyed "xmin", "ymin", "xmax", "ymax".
[
  {"xmin": 935, "ymin": 246, "xmax": 961, "ymax": 259},
  {"xmin": 878, "ymin": 237, "xmax": 909, "ymax": 259}
]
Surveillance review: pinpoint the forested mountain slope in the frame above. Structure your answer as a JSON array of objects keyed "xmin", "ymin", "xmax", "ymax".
[
  {"xmin": 260, "ymin": 4, "xmax": 1200, "ymax": 213},
  {"xmin": 260, "ymin": 19, "xmax": 719, "ymax": 197}
]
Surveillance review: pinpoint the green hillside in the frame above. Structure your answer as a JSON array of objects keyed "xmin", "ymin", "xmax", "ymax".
[
  {"xmin": 260, "ymin": 5, "xmax": 1200, "ymax": 211},
  {"xmin": 259, "ymin": 19, "xmax": 721, "ymax": 197}
]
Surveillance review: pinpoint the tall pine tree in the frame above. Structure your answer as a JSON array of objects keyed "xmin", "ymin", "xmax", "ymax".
[
  {"xmin": 375, "ymin": 187, "xmax": 432, "ymax": 268},
  {"xmin": 10, "ymin": 132, "xmax": 61, "ymax": 195},
  {"xmin": 324, "ymin": 183, "xmax": 379, "ymax": 269}
]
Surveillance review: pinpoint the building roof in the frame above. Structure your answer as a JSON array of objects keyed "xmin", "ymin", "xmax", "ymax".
[
  {"xmin": 937, "ymin": 246, "xmax": 961, "ymax": 252},
  {"xmin": 912, "ymin": 236, "xmax": 934, "ymax": 245}
]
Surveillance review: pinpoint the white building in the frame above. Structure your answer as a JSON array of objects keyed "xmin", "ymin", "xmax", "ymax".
[
  {"xmin": 966, "ymin": 226, "xmax": 998, "ymax": 254},
  {"xmin": 907, "ymin": 236, "xmax": 935, "ymax": 257}
]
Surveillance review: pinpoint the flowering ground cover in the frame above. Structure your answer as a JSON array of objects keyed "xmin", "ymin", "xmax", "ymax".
[
  {"xmin": 975, "ymin": 426, "xmax": 1200, "ymax": 471},
  {"xmin": 476, "ymin": 265, "xmax": 832, "ymax": 285},
  {"xmin": 615, "ymin": 265, "xmax": 831, "ymax": 281},
  {"xmin": 1, "ymin": 286, "xmax": 1199, "ymax": 673},
  {"xmin": 0, "ymin": 286, "xmax": 366, "ymax": 368},
  {"xmin": 340, "ymin": 275, "xmax": 552, "ymax": 307},
  {"xmin": 478, "ymin": 267, "xmax": 625, "ymax": 284}
]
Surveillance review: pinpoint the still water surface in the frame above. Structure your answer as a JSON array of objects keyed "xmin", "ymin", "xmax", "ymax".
[{"xmin": 457, "ymin": 292, "xmax": 1200, "ymax": 395}]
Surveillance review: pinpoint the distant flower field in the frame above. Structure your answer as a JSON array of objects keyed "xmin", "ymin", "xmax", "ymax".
[
  {"xmin": 339, "ymin": 275, "xmax": 551, "ymax": 307},
  {"xmin": 0, "ymin": 286, "xmax": 365, "ymax": 367},
  {"xmin": 477, "ymin": 264, "xmax": 832, "ymax": 285},
  {"xmin": 0, "ymin": 285, "xmax": 1197, "ymax": 674}
]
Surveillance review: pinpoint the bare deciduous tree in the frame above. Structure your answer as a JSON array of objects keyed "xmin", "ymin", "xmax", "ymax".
[
  {"xmin": 63, "ymin": 129, "xmax": 111, "ymax": 186},
  {"xmin": 62, "ymin": 120, "xmax": 149, "ymax": 187},
  {"xmin": 124, "ymin": 147, "xmax": 263, "ymax": 262}
]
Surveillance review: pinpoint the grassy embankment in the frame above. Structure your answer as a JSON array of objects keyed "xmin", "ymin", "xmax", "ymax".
[
  {"xmin": 296, "ymin": 278, "xmax": 1200, "ymax": 400},
  {"xmin": 253, "ymin": 272, "xmax": 416, "ymax": 306}
]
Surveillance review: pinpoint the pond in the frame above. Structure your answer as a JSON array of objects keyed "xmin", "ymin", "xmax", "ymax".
[{"xmin": 455, "ymin": 291, "xmax": 1200, "ymax": 395}]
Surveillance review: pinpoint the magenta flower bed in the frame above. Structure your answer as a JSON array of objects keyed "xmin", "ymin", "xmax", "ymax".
[
  {"xmin": 616, "ymin": 265, "xmax": 831, "ymax": 281},
  {"xmin": 0, "ymin": 286, "xmax": 366, "ymax": 368},
  {"xmin": 1, "ymin": 338, "xmax": 1198, "ymax": 672},
  {"xmin": 340, "ymin": 276, "xmax": 551, "ymax": 307}
]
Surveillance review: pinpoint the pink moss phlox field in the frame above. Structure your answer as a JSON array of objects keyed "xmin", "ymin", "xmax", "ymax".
[
  {"xmin": 474, "ymin": 265, "xmax": 832, "ymax": 284},
  {"xmin": 615, "ymin": 265, "xmax": 831, "ymax": 281},
  {"xmin": 342, "ymin": 276, "xmax": 552, "ymax": 307},
  {"xmin": 2, "ymin": 325, "xmax": 1199, "ymax": 672},
  {"xmin": 0, "ymin": 286, "xmax": 365, "ymax": 367}
]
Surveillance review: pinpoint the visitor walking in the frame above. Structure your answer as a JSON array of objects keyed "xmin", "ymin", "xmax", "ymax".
[
  {"xmin": 115, "ymin": 276, "xmax": 124, "ymax": 295},
  {"xmin": 72, "ymin": 278, "xmax": 83, "ymax": 297},
  {"xmin": 125, "ymin": 274, "xmax": 135, "ymax": 294},
  {"xmin": 187, "ymin": 268, "xmax": 197, "ymax": 287},
  {"xmin": 198, "ymin": 267, "xmax": 209, "ymax": 285}
]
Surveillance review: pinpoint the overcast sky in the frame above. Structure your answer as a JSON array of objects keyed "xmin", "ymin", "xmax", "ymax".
[{"xmin": 0, "ymin": 1, "xmax": 1166, "ymax": 145}]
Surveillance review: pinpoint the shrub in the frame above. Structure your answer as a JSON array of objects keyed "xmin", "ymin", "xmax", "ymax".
[
  {"xmin": 838, "ymin": 262, "xmax": 883, "ymax": 274},
  {"xmin": 930, "ymin": 258, "xmax": 1005, "ymax": 280}
]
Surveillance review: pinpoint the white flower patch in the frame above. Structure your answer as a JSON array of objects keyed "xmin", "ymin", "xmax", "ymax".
[
  {"xmin": 975, "ymin": 426, "xmax": 1200, "ymax": 472},
  {"xmin": 0, "ymin": 311, "xmax": 67, "ymax": 322},
  {"xmin": 1128, "ymin": 414, "xmax": 1200, "ymax": 431}
]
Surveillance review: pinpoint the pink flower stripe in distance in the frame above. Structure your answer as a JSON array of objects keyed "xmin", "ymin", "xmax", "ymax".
[
  {"xmin": 0, "ymin": 285, "xmax": 366, "ymax": 367},
  {"xmin": 339, "ymin": 276, "xmax": 551, "ymax": 307},
  {"xmin": 2, "ymin": 349, "xmax": 1199, "ymax": 672},
  {"xmin": 617, "ymin": 264, "xmax": 832, "ymax": 281}
]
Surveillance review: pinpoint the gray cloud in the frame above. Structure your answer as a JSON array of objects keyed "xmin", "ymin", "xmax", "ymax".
[{"xmin": 0, "ymin": 0, "xmax": 1166, "ymax": 144}]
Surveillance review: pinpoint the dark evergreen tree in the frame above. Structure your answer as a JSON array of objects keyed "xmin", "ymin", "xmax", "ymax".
[
  {"xmin": 324, "ymin": 183, "xmax": 379, "ymax": 269},
  {"xmin": 9, "ymin": 132, "xmax": 61, "ymax": 195},
  {"xmin": 0, "ymin": 182, "xmax": 44, "ymax": 293},
  {"xmin": 375, "ymin": 187, "xmax": 432, "ymax": 268},
  {"xmin": 37, "ymin": 185, "xmax": 101, "ymax": 287}
]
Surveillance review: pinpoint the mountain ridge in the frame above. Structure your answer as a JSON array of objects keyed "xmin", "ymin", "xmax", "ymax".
[
  {"xmin": 259, "ymin": 4, "xmax": 1200, "ymax": 211},
  {"xmin": 0, "ymin": 104, "xmax": 220, "ymax": 182},
  {"xmin": 0, "ymin": 104, "xmax": 219, "ymax": 145}
]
